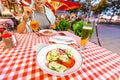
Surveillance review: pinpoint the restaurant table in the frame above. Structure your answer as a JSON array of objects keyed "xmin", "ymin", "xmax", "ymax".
[{"xmin": 0, "ymin": 31, "xmax": 120, "ymax": 80}]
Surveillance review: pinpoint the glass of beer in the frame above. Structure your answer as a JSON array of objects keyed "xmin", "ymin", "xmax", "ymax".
[
  {"xmin": 30, "ymin": 11, "xmax": 39, "ymax": 36},
  {"xmin": 30, "ymin": 21, "xmax": 39, "ymax": 31},
  {"xmin": 30, "ymin": 20, "xmax": 39, "ymax": 37},
  {"xmin": 80, "ymin": 26, "xmax": 92, "ymax": 50}
]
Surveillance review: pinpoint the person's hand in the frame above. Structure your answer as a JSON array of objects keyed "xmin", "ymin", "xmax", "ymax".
[
  {"xmin": 23, "ymin": 6, "xmax": 35, "ymax": 20},
  {"xmin": 50, "ymin": 24, "xmax": 56, "ymax": 29}
]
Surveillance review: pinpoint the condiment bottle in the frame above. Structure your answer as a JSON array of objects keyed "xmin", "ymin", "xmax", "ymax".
[
  {"xmin": 1, "ymin": 33, "xmax": 14, "ymax": 48},
  {"xmin": 11, "ymin": 32, "xmax": 17, "ymax": 47}
]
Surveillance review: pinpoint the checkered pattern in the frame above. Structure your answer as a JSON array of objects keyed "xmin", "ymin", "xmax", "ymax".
[{"xmin": 0, "ymin": 32, "xmax": 120, "ymax": 80}]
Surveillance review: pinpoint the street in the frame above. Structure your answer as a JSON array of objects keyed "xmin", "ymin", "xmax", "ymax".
[{"xmin": 90, "ymin": 23, "xmax": 120, "ymax": 54}]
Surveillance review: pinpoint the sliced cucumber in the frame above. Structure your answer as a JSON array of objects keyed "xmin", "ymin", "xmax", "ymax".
[
  {"xmin": 59, "ymin": 54, "xmax": 69, "ymax": 62},
  {"xmin": 48, "ymin": 61, "xmax": 67, "ymax": 72},
  {"xmin": 47, "ymin": 49, "xmax": 59, "ymax": 61},
  {"xmin": 65, "ymin": 49, "xmax": 74, "ymax": 58}
]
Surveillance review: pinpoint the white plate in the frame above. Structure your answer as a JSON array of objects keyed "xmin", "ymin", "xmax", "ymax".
[
  {"xmin": 39, "ymin": 29, "xmax": 57, "ymax": 36},
  {"xmin": 49, "ymin": 36, "xmax": 76, "ymax": 44},
  {"xmin": 36, "ymin": 44, "xmax": 83, "ymax": 76}
]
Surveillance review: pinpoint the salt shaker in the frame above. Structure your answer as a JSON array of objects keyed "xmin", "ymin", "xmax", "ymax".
[{"xmin": 12, "ymin": 32, "xmax": 17, "ymax": 46}]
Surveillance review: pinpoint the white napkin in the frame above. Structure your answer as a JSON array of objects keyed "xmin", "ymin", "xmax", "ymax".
[
  {"xmin": 34, "ymin": 43, "xmax": 49, "ymax": 53},
  {"xmin": 49, "ymin": 36, "xmax": 76, "ymax": 44}
]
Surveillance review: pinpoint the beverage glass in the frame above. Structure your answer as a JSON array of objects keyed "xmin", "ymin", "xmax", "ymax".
[
  {"xmin": 30, "ymin": 10, "xmax": 39, "ymax": 37},
  {"xmin": 30, "ymin": 21, "xmax": 39, "ymax": 31},
  {"xmin": 80, "ymin": 26, "xmax": 92, "ymax": 50}
]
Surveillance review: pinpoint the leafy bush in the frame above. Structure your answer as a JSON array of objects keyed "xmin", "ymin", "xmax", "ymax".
[
  {"xmin": 72, "ymin": 21, "xmax": 95, "ymax": 37},
  {"xmin": 56, "ymin": 19, "xmax": 71, "ymax": 31}
]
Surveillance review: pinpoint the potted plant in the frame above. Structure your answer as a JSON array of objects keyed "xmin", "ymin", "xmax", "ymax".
[
  {"xmin": 72, "ymin": 21, "xmax": 95, "ymax": 38},
  {"xmin": 56, "ymin": 19, "xmax": 71, "ymax": 31}
]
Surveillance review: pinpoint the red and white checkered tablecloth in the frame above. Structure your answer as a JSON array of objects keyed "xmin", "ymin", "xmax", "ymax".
[{"xmin": 0, "ymin": 32, "xmax": 120, "ymax": 80}]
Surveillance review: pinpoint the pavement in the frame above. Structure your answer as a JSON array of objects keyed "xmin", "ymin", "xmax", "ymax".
[{"xmin": 90, "ymin": 23, "xmax": 120, "ymax": 54}]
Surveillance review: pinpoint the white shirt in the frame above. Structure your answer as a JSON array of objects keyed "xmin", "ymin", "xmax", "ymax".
[{"xmin": 25, "ymin": 6, "xmax": 56, "ymax": 32}]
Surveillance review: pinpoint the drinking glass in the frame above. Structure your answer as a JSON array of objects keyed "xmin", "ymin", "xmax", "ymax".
[
  {"xmin": 80, "ymin": 26, "xmax": 92, "ymax": 50},
  {"xmin": 30, "ymin": 20, "xmax": 39, "ymax": 31},
  {"xmin": 30, "ymin": 11, "xmax": 39, "ymax": 36}
]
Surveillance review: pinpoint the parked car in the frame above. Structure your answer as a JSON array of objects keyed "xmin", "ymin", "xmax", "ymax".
[{"xmin": 99, "ymin": 15, "xmax": 118, "ymax": 22}]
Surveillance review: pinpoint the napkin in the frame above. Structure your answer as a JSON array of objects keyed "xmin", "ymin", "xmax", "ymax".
[
  {"xmin": 49, "ymin": 36, "xmax": 76, "ymax": 44},
  {"xmin": 34, "ymin": 43, "xmax": 49, "ymax": 53}
]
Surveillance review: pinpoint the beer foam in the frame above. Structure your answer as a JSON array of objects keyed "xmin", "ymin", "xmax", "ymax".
[{"xmin": 83, "ymin": 26, "xmax": 92, "ymax": 30}]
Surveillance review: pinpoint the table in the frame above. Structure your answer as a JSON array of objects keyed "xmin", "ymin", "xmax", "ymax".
[{"xmin": 0, "ymin": 32, "xmax": 120, "ymax": 80}]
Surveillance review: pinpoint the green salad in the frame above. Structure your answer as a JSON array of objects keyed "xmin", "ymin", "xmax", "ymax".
[{"xmin": 46, "ymin": 48, "xmax": 75, "ymax": 72}]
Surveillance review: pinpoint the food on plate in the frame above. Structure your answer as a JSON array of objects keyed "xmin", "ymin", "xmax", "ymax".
[
  {"xmin": 43, "ymin": 30, "xmax": 53, "ymax": 34},
  {"xmin": 58, "ymin": 32, "xmax": 66, "ymax": 36},
  {"xmin": 40, "ymin": 30, "xmax": 57, "ymax": 36},
  {"xmin": 46, "ymin": 48, "xmax": 75, "ymax": 72},
  {"xmin": 48, "ymin": 61, "xmax": 67, "ymax": 72}
]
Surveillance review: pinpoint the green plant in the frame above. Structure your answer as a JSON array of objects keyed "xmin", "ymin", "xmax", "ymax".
[
  {"xmin": 72, "ymin": 21, "xmax": 95, "ymax": 38},
  {"xmin": 56, "ymin": 19, "xmax": 71, "ymax": 31}
]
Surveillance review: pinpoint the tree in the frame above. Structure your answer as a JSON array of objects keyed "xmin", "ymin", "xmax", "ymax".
[
  {"xmin": 80, "ymin": 2, "xmax": 89, "ymax": 14},
  {"xmin": 91, "ymin": 0, "xmax": 108, "ymax": 15},
  {"xmin": 91, "ymin": 0, "xmax": 120, "ymax": 22},
  {"xmin": 107, "ymin": 0, "xmax": 120, "ymax": 21}
]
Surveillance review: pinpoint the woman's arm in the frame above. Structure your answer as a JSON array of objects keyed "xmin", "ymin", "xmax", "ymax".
[
  {"xmin": 17, "ymin": 6, "xmax": 34, "ymax": 33},
  {"xmin": 50, "ymin": 23, "xmax": 56, "ymax": 29},
  {"xmin": 17, "ymin": 18, "xmax": 27, "ymax": 33}
]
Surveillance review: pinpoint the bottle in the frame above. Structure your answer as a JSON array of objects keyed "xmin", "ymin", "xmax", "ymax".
[
  {"xmin": 1, "ymin": 33, "xmax": 14, "ymax": 48},
  {"xmin": 11, "ymin": 31, "xmax": 17, "ymax": 47}
]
